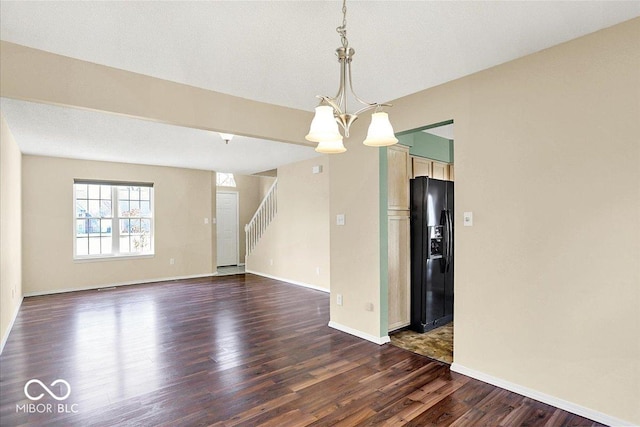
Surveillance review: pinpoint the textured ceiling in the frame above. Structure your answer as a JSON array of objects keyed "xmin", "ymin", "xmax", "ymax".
[
  {"xmin": 0, "ymin": 98, "xmax": 321, "ymax": 175},
  {"xmin": 1, "ymin": 1, "xmax": 638, "ymax": 171}
]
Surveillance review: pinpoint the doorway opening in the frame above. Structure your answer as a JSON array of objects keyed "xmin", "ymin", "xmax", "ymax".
[{"xmin": 387, "ymin": 120, "xmax": 454, "ymax": 365}]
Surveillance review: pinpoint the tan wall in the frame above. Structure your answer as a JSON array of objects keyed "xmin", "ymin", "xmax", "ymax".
[
  {"xmin": 0, "ymin": 113, "xmax": 23, "ymax": 350},
  {"xmin": 337, "ymin": 18, "xmax": 640, "ymax": 423},
  {"xmin": 216, "ymin": 173, "xmax": 264, "ymax": 263},
  {"xmin": 22, "ymin": 156, "xmax": 215, "ymax": 295},
  {"xmin": 247, "ymin": 157, "xmax": 330, "ymax": 291},
  {"xmin": 328, "ymin": 138, "xmax": 382, "ymax": 338},
  {"xmin": 0, "ymin": 41, "xmax": 313, "ymax": 147},
  {"xmin": 257, "ymin": 176, "xmax": 277, "ymax": 201}
]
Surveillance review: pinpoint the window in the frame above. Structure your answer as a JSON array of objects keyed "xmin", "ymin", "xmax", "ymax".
[
  {"xmin": 74, "ymin": 181, "xmax": 154, "ymax": 259},
  {"xmin": 216, "ymin": 172, "xmax": 236, "ymax": 187}
]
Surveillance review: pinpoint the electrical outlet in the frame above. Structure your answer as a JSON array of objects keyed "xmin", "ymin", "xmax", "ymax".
[
  {"xmin": 337, "ymin": 294, "xmax": 343, "ymax": 306},
  {"xmin": 170, "ymin": 258, "xmax": 175, "ymax": 265},
  {"xmin": 269, "ymin": 259, "xmax": 273, "ymax": 266},
  {"xmin": 316, "ymin": 267, "xmax": 320, "ymax": 276},
  {"xmin": 204, "ymin": 217, "xmax": 209, "ymax": 224},
  {"xmin": 336, "ymin": 214, "xmax": 345, "ymax": 226}
]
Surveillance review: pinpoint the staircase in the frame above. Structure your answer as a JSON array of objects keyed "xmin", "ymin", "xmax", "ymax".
[{"xmin": 245, "ymin": 179, "xmax": 277, "ymax": 257}]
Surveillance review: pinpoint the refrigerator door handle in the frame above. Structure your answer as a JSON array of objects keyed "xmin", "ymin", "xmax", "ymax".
[{"xmin": 446, "ymin": 210, "xmax": 453, "ymax": 271}]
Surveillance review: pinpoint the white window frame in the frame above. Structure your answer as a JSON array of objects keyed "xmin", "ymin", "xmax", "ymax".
[{"xmin": 73, "ymin": 180, "xmax": 155, "ymax": 261}]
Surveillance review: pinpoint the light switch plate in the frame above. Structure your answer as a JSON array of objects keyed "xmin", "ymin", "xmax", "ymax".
[
  {"xmin": 463, "ymin": 212, "xmax": 473, "ymax": 226},
  {"xmin": 336, "ymin": 214, "xmax": 345, "ymax": 226}
]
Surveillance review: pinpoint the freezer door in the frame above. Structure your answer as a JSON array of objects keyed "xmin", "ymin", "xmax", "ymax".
[{"xmin": 425, "ymin": 258, "xmax": 446, "ymax": 323}]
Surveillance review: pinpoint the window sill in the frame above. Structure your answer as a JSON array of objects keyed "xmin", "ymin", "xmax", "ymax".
[{"xmin": 73, "ymin": 253, "xmax": 155, "ymax": 263}]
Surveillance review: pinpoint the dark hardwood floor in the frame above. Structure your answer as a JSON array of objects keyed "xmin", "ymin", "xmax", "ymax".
[{"xmin": 1, "ymin": 274, "xmax": 602, "ymax": 426}]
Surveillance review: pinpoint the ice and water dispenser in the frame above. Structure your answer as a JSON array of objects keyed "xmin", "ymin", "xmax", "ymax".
[{"xmin": 427, "ymin": 225, "xmax": 444, "ymax": 259}]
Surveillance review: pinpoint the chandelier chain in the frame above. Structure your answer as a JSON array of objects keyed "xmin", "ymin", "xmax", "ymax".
[{"xmin": 337, "ymin": 0, "xmax": 348, "ymax": 48}]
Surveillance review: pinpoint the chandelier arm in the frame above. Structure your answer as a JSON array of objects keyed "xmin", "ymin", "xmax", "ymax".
[
  {"xmin": 319, "ymin": 96, "xmax": 345, "ymax": 116},
  {"xmin": 354, "ymin": 102, "xmax": 393, "ymax": 116},
  {"xmin": 346, "ymin": 59, "xmax": 376, "ymax": 108}
]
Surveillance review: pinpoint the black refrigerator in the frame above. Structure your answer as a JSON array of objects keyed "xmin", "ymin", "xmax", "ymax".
[{"xmin": 410, "ymin": 177, "xmax": 454, "ymax": 333}]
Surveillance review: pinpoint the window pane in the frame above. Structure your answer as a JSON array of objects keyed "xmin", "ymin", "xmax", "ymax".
[
  {"xmin": 88, "ymin": 185, "xmax": 100, "ymax": 199},
  {"xmin": 130, "ymin": 200, "xmax": 140, "ymax": 215},
  {"xmin": 130, "ymin": 219, "xmax": 141, "ymax": 233},
  {"xmin": 88, "ymin": 200, "xmax": 100, "ymax": 218},
  {"xmin": 76, "ymin": 219, "xmax": 87, "ymax": 236},
  {"xmin": 217, "ymin": 172, "xmax": 236, "ymax": 187},
  {"xmin": 101, "ymin": 219, "xmax": 112, "ymax": 234},
  {"xmin": 89, "ymin": 237, "xmax": 101, "ymax": 255},
  {"xmin": 75, "ymin": 184, "xmax": 88, "ymax": 199},
  {"xmin": 140, "ymin": 201, "xmax": 151, "ymax": 217},
  {"xmin": 101, "ymin": 237, "xmax": 112, "ymax": 254},
  {"xmin": 118, "ymin": 187, "xmax": 129, "ymax": 200},
  {"xmin": 131, "ymin": 235, "xmax": 149, "ymax": 252},
  {"xmin": 100, "ymin": 185, "xmax": 111, "ymax": 199},
  {"xmin": 76, "ymin": 200, "xmax": 88, "ymax": 218},
  {"xmin": 141, "ymin": 219, "xmax": 151, "ymax": 233},
  {"xmin": 119, "ymin": 201, "xmax": 130, "ymax": 217},
  {"xmin": 88, "ymin": 219, "xmax": 100, "ymax": 234},
  {"xmin": 120, "ymin": 236, "xmax": 130, "ymax": 253},
  {"xmin": 130, "ymin": 187, "xmax": 140, "ymax": 200},
  {"xmin": 120, "ymin": 219, "xmax": 130, "ymax": 234},
  {"xmin": 140, "ymin": 187, "xmax": 150, "ymax": 201},
  {"xmin": 100, "ymin": 200, "xmax": 112, "ymax": 218},
  {"xmin": 76, "ymin": 238, "xmax": 89, "ymax": 255}
]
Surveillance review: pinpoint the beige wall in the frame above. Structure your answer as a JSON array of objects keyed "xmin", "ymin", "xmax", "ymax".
[
  {"xmin": 328, "ymin": 138, "xmax": 383, "ymax": 338},
  {"xmin": 247, "ymin": 156, "xmax": 330, "ymax": 291},
  {"xmin": 22, "ymin": 156, "xmax": 215, "ymax": 295},
  {"xmin": 257, "ymin": 175, "xmax": 277, "ymax": 202},
  {"xmin": 0, "ymin": 113, "xmax": 23, "ymax": 351},
  {"xmin": 333, "ymin": 18, "xmax": 640, "ymax": 424},
  {"xmin": 216, "ymin": 173, "xmax": 265, "ymax": 263},
  {"xmin": 0, "ymin": 41, "xmax": 313, "ymax": 147}
]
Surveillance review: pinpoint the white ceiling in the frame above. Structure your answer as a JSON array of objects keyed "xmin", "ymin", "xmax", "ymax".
[
  {"xmin": 1, "ymin": 1, "xmax": 638, "ymax": 172},
  {"xmin": 423, "ymin": 124, "xmax": 454, "ymax": 140},
  {"xmin": 0, "ymin": 98, "xmax": 320, "ymax": 175}
]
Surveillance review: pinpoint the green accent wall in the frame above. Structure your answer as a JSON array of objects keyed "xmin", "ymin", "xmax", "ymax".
[{"xmin": 397, "ymin": 132, "xmax": 453, "ymax": 163}]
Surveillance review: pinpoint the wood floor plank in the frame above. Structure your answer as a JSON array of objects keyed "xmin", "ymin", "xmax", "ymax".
[{"xmin": 0, "ymin": 274, "xmax": 604, "ymax": 426}]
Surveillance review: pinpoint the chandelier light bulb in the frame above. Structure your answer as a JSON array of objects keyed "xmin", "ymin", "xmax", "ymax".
[
  {"xmin": 363, "ymin": 112, "xmax": 399, "ymax": 147},
  {"xmin": 315, "ymin": 138, "xmax": 347, "ymax": 154},
  {"xmin": 306, "ymin": 106, "xmax": 342, "ymax": 143}
]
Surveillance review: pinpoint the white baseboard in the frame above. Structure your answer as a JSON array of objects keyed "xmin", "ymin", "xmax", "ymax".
[
  {"xmin": 23, "ymin": 273, "xmax": 217, "ymax": 297},
  {"xmin": 0, "ymin": 296, "xmax": 23, "ymax": 355},
  {"xmin": 450, "ymin": 363, "xmax": 633, "ymax": 427},
  {"xmin": 245, "ymin": 269, "xmax": 330, "ymax": 294},
  {"xmin": 328, "ymin": 321, "xmax": 390, "ymax": 345}
]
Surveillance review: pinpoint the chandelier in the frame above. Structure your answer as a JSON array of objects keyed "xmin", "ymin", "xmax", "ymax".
[{"xmin": 305, "ymin": 0, "xmax": 398, "ymax": 154}]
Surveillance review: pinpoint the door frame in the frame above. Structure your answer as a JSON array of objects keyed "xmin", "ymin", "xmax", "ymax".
[{"xmin": 216, "ymin": 190, "xmax": 240, "ymax": 267}]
